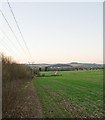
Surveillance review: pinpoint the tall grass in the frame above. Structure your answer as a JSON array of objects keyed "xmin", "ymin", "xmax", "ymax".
[{"xmin": 1, "ymin": 53, "xmax": 31, "ymax": 118}]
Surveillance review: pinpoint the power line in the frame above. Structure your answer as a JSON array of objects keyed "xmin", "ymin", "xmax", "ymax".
[
  {"xmin": 7, "ymin": 0, "xmax": 32, "ymax": 60},
  {"xmin": 0, "ymin": 29, "xmax": 19, "ymax": 50},
  {"xmin": 0, "ymin": 31, "xmax": 26, "ymax": 61},
  {"xmin": 0, "ymin": 9, "xmax": 29, "ymax": 60},
  {"xmin": 0, "ymin": 36, "xmax": 18, "ymax": 58},
  {"xmin": 0, "ymin": 45, "xmax": 19, "ymax": 63}
]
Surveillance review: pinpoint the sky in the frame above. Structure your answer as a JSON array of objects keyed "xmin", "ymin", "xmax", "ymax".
[{"xmin": 0, "ymin": 1, "xmax": 103, "ymax": 64}]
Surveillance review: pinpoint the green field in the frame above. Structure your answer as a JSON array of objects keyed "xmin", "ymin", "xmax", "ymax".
[{"xmin": 33, "ymin": 70, "xmax": 103, "ymax": 118}]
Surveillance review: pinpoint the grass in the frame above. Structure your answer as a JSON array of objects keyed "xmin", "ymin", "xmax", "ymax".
[
  {"xmin": 20, "ymin": 81, "xmax": 32, "ymax": 91},
  {"xmin": 33, "ymin": 70, "xmax": 103, "ymax": 118}
]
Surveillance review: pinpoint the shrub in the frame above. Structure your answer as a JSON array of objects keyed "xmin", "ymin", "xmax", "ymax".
[{"xmin": 1, "ymin": 53, "xmax": 32, "ymax": 118}]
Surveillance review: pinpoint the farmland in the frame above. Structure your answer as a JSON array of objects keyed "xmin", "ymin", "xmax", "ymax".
[{"xmin": 33, "ymin": 70, "xmax": 103, "ymax": 118}]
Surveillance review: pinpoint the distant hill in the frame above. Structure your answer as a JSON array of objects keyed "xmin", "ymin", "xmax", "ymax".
[
  {"xmin": 48, "ymin": 64, "xmax": 72, "ymax": 68},
  {"xmin": 25, "ymin": 62, "xmax": 103, "ymax": 69},
  {"xmin": 69, "ymin": 62, "xmax": 103, "ymax": 68}
]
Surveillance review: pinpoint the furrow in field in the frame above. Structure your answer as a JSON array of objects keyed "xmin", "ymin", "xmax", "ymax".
[
  {"xmin": 33, "ymin": 70, "xmax": 103, "ymax": 118},
  {"xmin": 37, "ymin": 77, "xmax": 103, "ymax": 117}
]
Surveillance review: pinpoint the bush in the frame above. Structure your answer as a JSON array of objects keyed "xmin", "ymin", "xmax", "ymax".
[
  {"xmin": 33, "ymin": 69, "xmax": 40, "ymax": 76},
  {"xmin": 1, "ymin": 54, "xmax": 31, "ymax": 81},
  {"xmin": 1, "ymin": 53, "xmax": 32, "ymax": 118}
]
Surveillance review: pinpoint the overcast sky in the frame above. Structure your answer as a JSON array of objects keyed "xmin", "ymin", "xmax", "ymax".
[{"xmin": 0, "ymin": 1, "xmax": 103, "ymax": 64}]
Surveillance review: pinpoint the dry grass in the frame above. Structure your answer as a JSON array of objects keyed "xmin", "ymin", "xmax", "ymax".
[{"xmin": 1, "ymin": 53, "xmax": 32, "ymax": 118}]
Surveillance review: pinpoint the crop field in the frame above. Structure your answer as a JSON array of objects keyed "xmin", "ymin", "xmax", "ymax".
[{"xmin": 33, "ymin": 70, "xmax": 103, "ymax": 118}]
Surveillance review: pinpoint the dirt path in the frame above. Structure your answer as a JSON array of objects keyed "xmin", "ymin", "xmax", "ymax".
[{"xmin": 4, "ymin": 81, "xmax": 43, "ymax": 118}]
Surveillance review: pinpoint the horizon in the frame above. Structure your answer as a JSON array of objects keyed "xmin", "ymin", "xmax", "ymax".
[{"xmin": 23, "ymin": 61, "xmax": 103, "ymax": 65}]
